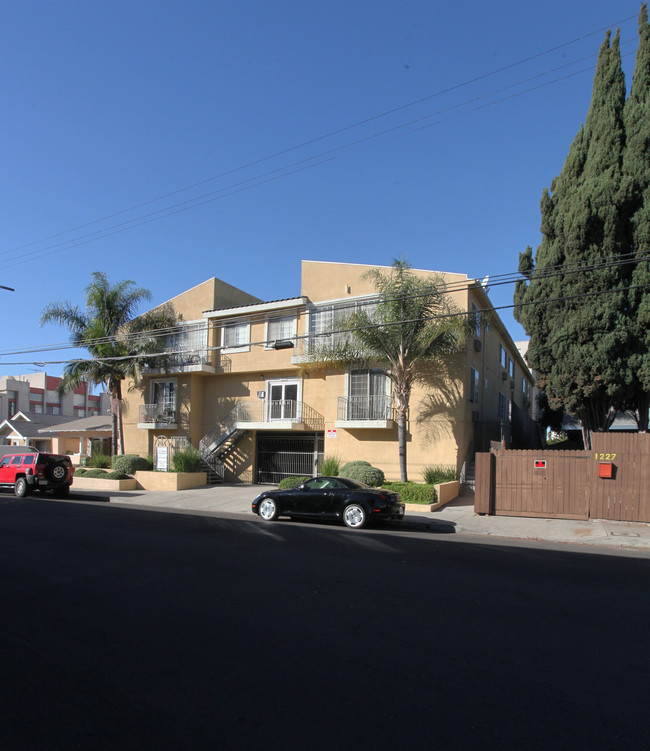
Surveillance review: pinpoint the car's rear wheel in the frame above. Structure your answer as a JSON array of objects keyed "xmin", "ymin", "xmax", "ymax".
[
  {"xmin": 258, "ymin": 498, "xmax": 279, "ymax": 521},
  {"xmin": 14, "ymin": 477, "xmax": 30, "ymax": 498},
  {"xmin": 343, "ymin": 503, "xmax": 367, "ymax": 529}
]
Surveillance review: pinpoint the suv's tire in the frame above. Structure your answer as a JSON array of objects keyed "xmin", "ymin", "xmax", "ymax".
[
  {"xmin": 15, "ymin": 477, "xmax": 30, "ymax": 498},
  {"xmin": 47, "ymin": 461, "xmax": 68, "ymax": 482}
]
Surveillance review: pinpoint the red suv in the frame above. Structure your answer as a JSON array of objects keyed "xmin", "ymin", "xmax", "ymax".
[{"xmin": 0, "ymin": 449, "xmax": 74, "ymax": 498}]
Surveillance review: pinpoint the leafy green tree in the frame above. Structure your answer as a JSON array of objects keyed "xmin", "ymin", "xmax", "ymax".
[
  {"xmin": 307, "ymin": 260, "xmax": 468, "ymax": 482},
  {"xmin": 623, "ymin": 3, "xmax": 650, "ymax": 430},
  {"xmin": 514, "ymin": 29, "xmax": 631, "ymax": 448},
  {"xmin": 41, "ymin": 272, "xmax": 176, "ymax": 454}
]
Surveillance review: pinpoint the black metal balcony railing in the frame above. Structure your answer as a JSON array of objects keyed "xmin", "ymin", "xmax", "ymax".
[
  {"xmin": 138, "ymin": 404, "xmax": 177, "ymax": 426},
  {"xmin": 337, "ymin": 395, "xmax": 394, "ymax": 422}
]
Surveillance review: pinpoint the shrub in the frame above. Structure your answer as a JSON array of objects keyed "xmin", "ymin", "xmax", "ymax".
[
  {"xmin": 112, "ymin": 454, "xmax": 152, "ymax": 474},
  {"xmin": 279, "ymin": 476, "xmax": 310, "ymax": 489},
  {"xmin": 105, "ymin": 471, "xmax": 130, "ymax": 480},
  {"xmin": 87, "ymin": 453, "xmax": 112, "ymax": 469},
  {"xmin": 319, "ymin": 455, "xmax": 342, "ymax": 476},
  {"xmin": 421, "ymin": 465, "xmax": 457, "ymax": 485},
  {"xmin": 340, "ymin": 460, "xmax": 371, "ymax": 475},
  {"xmin": 340, "ymin": 461, "xmax": 385, "ymax": 487},
  {"xmin": 383, "ymin": 482, "xmax": 437, "ymax": 504},
  {"xmin": 74, "ymin": 468, "xmax": 88, "ymax": 477},
  {"xmin": 171, "ymin": 446, "xmax": 203, "ymax": 473},
  {"xmin": 82, "ymin": 468, "xmax": 110, "ymax": 479}
]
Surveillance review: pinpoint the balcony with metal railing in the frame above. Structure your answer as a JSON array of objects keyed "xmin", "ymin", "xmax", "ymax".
[
  {"xmin": 199, "ymin": 398, "xmax": 324, "ymax": 462},
  {"xmin": 335, "ymin": 395, "xmax": 395, "ymax": 429},
  {"xmin": 142, "ymin": 349, "xmax": 231, "ymax": 376},
  {"xmin": 137, "ymin": 404, "xmax": 178, "ymax": 429}
]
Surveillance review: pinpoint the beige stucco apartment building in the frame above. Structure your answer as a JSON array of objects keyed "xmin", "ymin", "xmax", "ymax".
[{"xmin": 121, "ymin": 261, "xmax": 535, "ymax": 484}]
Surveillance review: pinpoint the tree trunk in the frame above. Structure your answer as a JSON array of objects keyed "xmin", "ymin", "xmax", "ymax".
[
  {"xmin": 116, "ymin": 381, "xmax": 125, "ymax": 455},
  {"xmin": 111, "ymin": 398, "xmax": 119, "ymax": 456},
  {"xmin": 397, "ymin": 407, "xmax": 407, "ymax": 482}
]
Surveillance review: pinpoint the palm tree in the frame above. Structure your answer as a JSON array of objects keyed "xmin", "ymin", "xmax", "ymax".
[
  {"xmin": 41, "ymin": 272, "xmax": 177, "ymax": 455},
  {"xmin": 306, "ymin": 259, "xmax": 469, "ymax": 482}
]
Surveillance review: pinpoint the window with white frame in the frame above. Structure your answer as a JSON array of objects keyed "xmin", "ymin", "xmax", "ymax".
[
  {"xmin": 166, "ymin": 321, "xmax": 209, "ymax": 365},
  {"xmin": 309, "ymin": 297, "xmax": 378, "ymax": 351},
  {"xmin": 499, "ymin": 344, "xmax": 507, "ymax": 369},
  {"xmin": 266, "ymin": 314, "xmax": 296, "ymax": 348},
  {"xmin": 347, "ymin": 369, "xmax": 389, "ymax": 420},
  {"xmin": 508, "ymin": 357, "xmax": 515, "ymax": 378},
  {"xmin": 152, "ymin": 380, "xmax": 177, "ymax": 417},
  {"xmin": 222, "ymin": 320, "xmax": 250, "ymax": 352},
  {"xmin": 469, "ymin": 367, "xmax": 479, "ymax": 404}
]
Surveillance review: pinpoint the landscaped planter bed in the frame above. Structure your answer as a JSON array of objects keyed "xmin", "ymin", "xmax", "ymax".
[
  {"xmin": 134, "ymin": 471, "xmax": 207, "ymax": 491},
  {"xmin": 404, "ymin": 481, "xmax": 460, "ymax": 512}
]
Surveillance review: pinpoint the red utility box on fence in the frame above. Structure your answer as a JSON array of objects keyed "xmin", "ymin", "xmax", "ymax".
[{"xmin": 598, "ymin": 462, "xmax": 614, "ymax": 479}]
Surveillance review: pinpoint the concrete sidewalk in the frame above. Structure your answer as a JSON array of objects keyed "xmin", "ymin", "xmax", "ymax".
[{"xmin": 96, "ymin": 484, "xmax": 650, "ymax": 553}]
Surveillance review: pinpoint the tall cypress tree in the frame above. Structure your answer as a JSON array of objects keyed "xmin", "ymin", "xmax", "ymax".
[
  {"xmin": 623, "ymin": 3, "xmax": 650, "ymax": 430},
  {"xmin": 515, "ymin": 29, "xmax": 629, "ymax": 448}
]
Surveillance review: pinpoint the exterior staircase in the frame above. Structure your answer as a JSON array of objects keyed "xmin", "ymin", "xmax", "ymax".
[{"xmin": 461, "ymin": 460, "xmax": 476, "ymax": 495}]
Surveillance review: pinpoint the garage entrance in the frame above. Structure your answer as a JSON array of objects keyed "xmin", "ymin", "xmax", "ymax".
[{"xmin": 256, "ymin": 433, "xmax": 324, "ymax": 484}]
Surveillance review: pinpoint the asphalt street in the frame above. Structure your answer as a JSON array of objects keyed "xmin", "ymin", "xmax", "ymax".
[{"xmin": 1, "ymin": 496, "xmax": 649, "ymax": 750}]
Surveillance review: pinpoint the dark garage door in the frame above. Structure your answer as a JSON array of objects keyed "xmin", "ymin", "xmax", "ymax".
[{"xmin": 256, "ymin": 433, "xmax": 324, "ymax": 484}]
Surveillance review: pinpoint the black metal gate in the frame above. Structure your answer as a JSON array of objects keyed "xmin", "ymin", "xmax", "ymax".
[{"xmin": 256, "ymin": 433, "xmax": 324, "ymax": 484}]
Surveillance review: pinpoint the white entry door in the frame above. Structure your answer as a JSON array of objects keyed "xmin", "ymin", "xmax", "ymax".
[{"xmin": 268, "ymin": 381, "xmax": 299, "ymax": 421}]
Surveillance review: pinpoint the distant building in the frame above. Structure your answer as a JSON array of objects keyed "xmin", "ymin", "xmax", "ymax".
[{"xmin": 0, "ymin": 373, "xmax": 110, "ymax": 421}]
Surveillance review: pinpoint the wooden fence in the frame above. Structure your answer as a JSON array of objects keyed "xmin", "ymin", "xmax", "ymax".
[{"xmin": 475, "ymin": 433, "xmax": 650, "ymax": 523}]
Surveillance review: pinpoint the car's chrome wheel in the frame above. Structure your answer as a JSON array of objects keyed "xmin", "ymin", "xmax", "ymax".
[
  {"xmin": 343, "ymin": 504, "xmax": 367, "ymax": 529},
  {"xmin": 259, "ymin": 498, "xmax": 279, "ymax": 521}
]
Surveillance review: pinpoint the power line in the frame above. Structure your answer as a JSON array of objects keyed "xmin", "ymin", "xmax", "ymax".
[
  {"xmin": 2, "ymin": 15, "xmax": 639, "ymax": 267},
  {"xmin": 8, "ymin": 251, "xmax": 648, "ymax": 357},
  {"xmin": 5, "ymin": 266, "xmax": 649, "ymax": 366}
]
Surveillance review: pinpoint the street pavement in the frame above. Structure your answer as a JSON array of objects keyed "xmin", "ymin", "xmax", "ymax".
[{"xmin": 75, "ymin": 483, "xmax": 650, "ymax": 552}]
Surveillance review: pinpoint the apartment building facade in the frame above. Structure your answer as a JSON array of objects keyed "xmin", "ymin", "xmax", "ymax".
[
  {"xmin": 0, "ymin": 373, "xmax": 110, "ymax": 421},
  {"xmin": 122, "ymin": 261, "xmax": 535, "ymax": 484}
]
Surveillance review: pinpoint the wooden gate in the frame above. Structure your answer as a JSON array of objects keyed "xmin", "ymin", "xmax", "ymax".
[{"xmin": 476, "ymin": 433, "xmax": 650, "ymax": 523}]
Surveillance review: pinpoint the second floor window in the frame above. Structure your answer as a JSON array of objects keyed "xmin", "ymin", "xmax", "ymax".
[
  {"xmin": 499, "ymin": 345, "xmax": 507, "ymax": 369},
  {"xmin": 222, "ymin": 321, "xmax": 250, "ymax": 351},
  {"xmin": 266, "ymin": 315, "xmax": 295, "ymax": 348}
]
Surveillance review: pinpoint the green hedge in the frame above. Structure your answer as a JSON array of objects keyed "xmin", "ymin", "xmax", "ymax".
[
  {"xmin": 74, "ymin": 468, "xmax": 129, "ymax": 480},
  {"xmin": 112, "ymin": 454, "xmax": 152, "ymax": 474},
  {"xmin": 340, "ymin": 461, "xmax": 385, "ymax": 487},
  {"xmin": 74, "ymin": 468, "xmax": 88, "ymax": 476},
  {"xmin": 383, "ymin": 482, "xmax": 437, "ymax": 504},
  {"xmin": 278, "ymin": 476, "xmax": 310, "ymax": 489},
  {"xmin": 81, "ymin": 468, "xmax": 110, "ymax": 479}
]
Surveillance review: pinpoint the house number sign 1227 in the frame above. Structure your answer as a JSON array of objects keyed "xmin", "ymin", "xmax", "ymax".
[{"xmin": 595, "ymin": 453, "xmax": 617, "ymax": 461}]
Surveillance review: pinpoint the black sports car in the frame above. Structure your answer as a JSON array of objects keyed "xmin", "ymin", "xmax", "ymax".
[{"xmin": 251, "ymin": 476, "xmax": 405, "ymax": 529}]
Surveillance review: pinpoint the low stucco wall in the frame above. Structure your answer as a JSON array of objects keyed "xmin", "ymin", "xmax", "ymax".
[
  {"xmin": 73, "ymin": 477, "xmax": 138, "ymax": 491},
  {"xmin": 133, "ymin": 471, "xmax": 207, "ymax": 491},
  {"xmin": 404, "ymin": 481, "xmax": 460, "ymax": 512}
]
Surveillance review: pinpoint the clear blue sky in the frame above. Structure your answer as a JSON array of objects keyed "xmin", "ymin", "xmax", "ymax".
[{"xmin": 1, "ymin": 0, "xmax": 644, "ymax": 379}]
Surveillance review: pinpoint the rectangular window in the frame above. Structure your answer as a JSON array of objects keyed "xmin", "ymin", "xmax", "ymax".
[
  {"xmin": 309, "ymin": 297, "xmax": 377, "ymax": 351},
  {"xmin": 222, "ymin": 321, "xmax": 250, "ymax": 352},
  {"xmin": 165, "ymin": 320, "xmax": 210, "ymax": 365},
  {"xmin": 469, "ymin": 368, "xmax": 479, "ymax": 405},
  {"xmin": 152, "ymin": 380, "xmax": 177, "ymax": 418},
  {"xmin": 499, "ymin": 345, "xmax": 507, "ymax": 369},
  {"xmin": 498, "ymin": 392, "xmax": 507, "ymax": 420},
  {"xmin": 508, "ymin": 357, "xmax": 515, "ymax": 378},
  {"xmin": 470, "ymin": 302, "xmax": 480, "ymax": 336},
  {"xmin": 266, "ymin": 315, "xmax": 296, "ymax": 348},
  {"xmin": 348, "ymin": 369, "xmax": 389, "ymax": 420}
]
